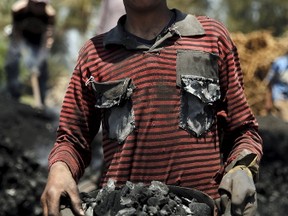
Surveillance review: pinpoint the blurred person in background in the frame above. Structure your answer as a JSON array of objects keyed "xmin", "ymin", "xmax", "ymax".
[
  {"xmin": 41, "ymin": 1, "xmax": 263, "ymax": 215},
  {"xmin": 265, "ymin": 52, "xmax": 288, "ymax": 122},
  {"xmin": 4, "ymin": 0, "xmax": 55, "ymax": 106},
  {"xmin": 96, "ymin": 0, "xmax": 125, "ymax": 35}
]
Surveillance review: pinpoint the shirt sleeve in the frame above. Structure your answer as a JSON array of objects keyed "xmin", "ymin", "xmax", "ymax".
[
  {"xmin": 216, "ymin": 27, "xmax": 263, "ymax": 178},
  {"xmin": 48, "ymin": 42, "xmax": 101, "ymax": 181}
]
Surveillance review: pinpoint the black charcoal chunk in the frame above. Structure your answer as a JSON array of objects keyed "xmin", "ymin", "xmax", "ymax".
[{"xmin": 189, "ymin": 202, "xmax": 211, "ymax": 216}]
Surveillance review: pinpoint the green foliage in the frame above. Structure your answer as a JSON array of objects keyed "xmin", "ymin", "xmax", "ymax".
[
  {"xmin": 169, "ymin": 0, "xmax": 287, "ymax": 36},
  {"xmin": 168, "ymin": 0, "xmax": 210, "ymax": 15},
  {"xmin": 0, "ymin": 34, "xmax": 9, "ymax": 86},
  {"xmin": 0, "ymin": 0, "xmax": 13, "ymax": 29},
  {"xmin": 52, "ymin": 0, "xmax": 101, "ymax": 33},
  {"xmin": 255, "ymin": 0, "xmax": 288, "ymax": 36},
  {"xmin": 222, "ymin": 0, "xmax": 288, "ymax": 36}
]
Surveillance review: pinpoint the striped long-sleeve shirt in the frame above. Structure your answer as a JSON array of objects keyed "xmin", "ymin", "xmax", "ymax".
[{"xmin": 49, "ymin": 9, "xmax": 262, "ymax": 199}]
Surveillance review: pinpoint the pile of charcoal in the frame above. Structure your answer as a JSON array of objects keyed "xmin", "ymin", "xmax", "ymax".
[
  {"xmin": 0, "ymin": 140, "xmax": 47, "ymax": 216},
  {"xmin": 0, "ymin": 95, "xmax": 57, "ymax": 216},
  {"xmin": 80, "ymin": 180, "xmax": 212, "ymax": 216},
  {"xmin": 256, "ymin": 115, "xmax": 288, "ymax": 216}
]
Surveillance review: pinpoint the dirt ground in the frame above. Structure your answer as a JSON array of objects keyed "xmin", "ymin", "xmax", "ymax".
[{"xmin": 0, "ymin": 93, "xmax": 287, "ymax": 216}]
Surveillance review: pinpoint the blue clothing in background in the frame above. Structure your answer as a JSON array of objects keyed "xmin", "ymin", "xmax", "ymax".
[{"xmin": 266, "ymin": 54, "xmax": 288, "ymax": 101}]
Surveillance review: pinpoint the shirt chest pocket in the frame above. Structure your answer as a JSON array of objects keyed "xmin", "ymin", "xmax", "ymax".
[
  {"xmin": 177, "ymin": 50, "xmax": 220, "ymax": 137},
  {"xmin": 91, "ymin": 78, "xmax": 135, "ymax": 143}
]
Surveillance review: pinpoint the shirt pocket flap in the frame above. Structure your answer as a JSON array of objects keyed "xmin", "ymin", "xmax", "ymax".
[
  {"xmin": 92, "ymin": 78, "xmax": 135, "ymax": 108},
  {"xmin": 181, "ymin": 75, "xmax": 220, "ymax": 103}
]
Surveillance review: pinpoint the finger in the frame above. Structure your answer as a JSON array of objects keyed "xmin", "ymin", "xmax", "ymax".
[
  {"xmin": 46, "ymin": 191, "xmax": 61, "ymax": 216},
  {"xmin": 41, "ymin": 194, "xmax": 49, "ymax": 216},
  {"xmin": 69, "ymin": 189, "xmax": 85, "ymax": 216}
]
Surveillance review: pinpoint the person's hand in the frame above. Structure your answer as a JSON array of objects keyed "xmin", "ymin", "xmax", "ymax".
[
  {"xmin": 40, "ymin": 162, "xmax": 85, "ymax": 216},
  {"xmin": 215, "ymin": 165, "xmax": 257, "ymax": 216}
]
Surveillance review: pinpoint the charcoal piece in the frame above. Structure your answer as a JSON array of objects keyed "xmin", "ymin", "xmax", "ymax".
[
  {"xmin": 107, "ymin": 178, "xmax": 117, "ymax": 191},
  {"xmin": 172, "ymin": 194, "xmax": 183, "ymax": 205},
  {"xmin": 147, "ymin": 205, "xmax": 158, "ymax": 214},
  {"xmin": 110, "ymin": 190, "xmax": 123, "ymax": 215},
  {"xmin": 174, "ymin": 204, "xmax": 187, "ymax": 215},
  {"xmin": 94, "ymin": 190, "xmax": 122, "ymax": 216},
  {"xmin": 115, "ymin": 207, "xmax": 136, "ymax": 216},
  {"xmin": 164, "ymin": 198, "xmax": 177, "ymax": 211},
  {"xmin": 189, "ymin": 202, "xmax": 211, "ymax": 216},
  {"xmin": 181, "ymin": 197, "xmax": 195, "ymax": 206},
  {"xmin": 136, "ymin": 211, "xmax": 148, "ymax": 216},
  {"xmin": 147, "ymin": 196, "xmax": 160, "ymax": 206},
  {"xmin": 137, "ymin": 191, "xmax": 149, "ymax": 204},
  {"xmin": 160, "ymin": 204, "xmax": 173, "ymax": 215},
  {"xmin": 182, "ymin": 204, "xmax": 192, "ymax": 215},
  {"xmin": 93, "ymin": 195, "xmax": 110, "ymax": 215},
  {"xmin": 158, "ymin": 197, "xmax": 170, "ymax": 208},
  {"xmin": 149, "ymin": 181, "xmax": 169, "ymax": 196},
  {"xmin": 120, "ymin": 196, "xmax": 133, "ymax": 206},
  {"xmin": 125, "ymin": 181, "xmax": 136, "ymax": 190},
  {"xmin": 81, "ymin": 192, "xmax": 97, "ymax": 205},
  {"xmin": 137, "ymin": 187, "xmax": 151, "ymax": 204},
  {"xmin": 120, "ymin": 184, "xmax": 131, "ymax": 197},
  {"xmin": 130, "ymin": 182, "xmax": 150, "ymax": 200}
]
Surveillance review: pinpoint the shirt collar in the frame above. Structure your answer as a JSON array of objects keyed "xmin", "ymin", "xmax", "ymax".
[{"xmin": 103, "ymin": 9, "xmax": 205, "ymax": 50}]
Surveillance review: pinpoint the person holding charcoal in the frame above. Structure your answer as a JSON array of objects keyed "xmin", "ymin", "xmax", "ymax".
[{"xmin": 41, "ymin": 0, "xmax": 263, "ymax": 215}]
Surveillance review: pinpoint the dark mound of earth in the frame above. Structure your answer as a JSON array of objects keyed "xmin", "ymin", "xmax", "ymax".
[
  {"xmin": 0, "ymin": 94, "xmax": 287, "ymax": 216},
  {"xmin": 0, "ymin": 95, "xmax": 57, "ymax": 216}
]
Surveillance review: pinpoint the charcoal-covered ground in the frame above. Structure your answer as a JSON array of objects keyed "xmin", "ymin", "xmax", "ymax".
[{"xmin": 0, "ymin": 94, "xmax": 287, "ymax": 216}]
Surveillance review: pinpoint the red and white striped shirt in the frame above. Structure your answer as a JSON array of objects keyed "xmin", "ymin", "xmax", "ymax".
[{"xmin": 49, "ymin": 9, "xmax": 262, "ymax": 199}]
